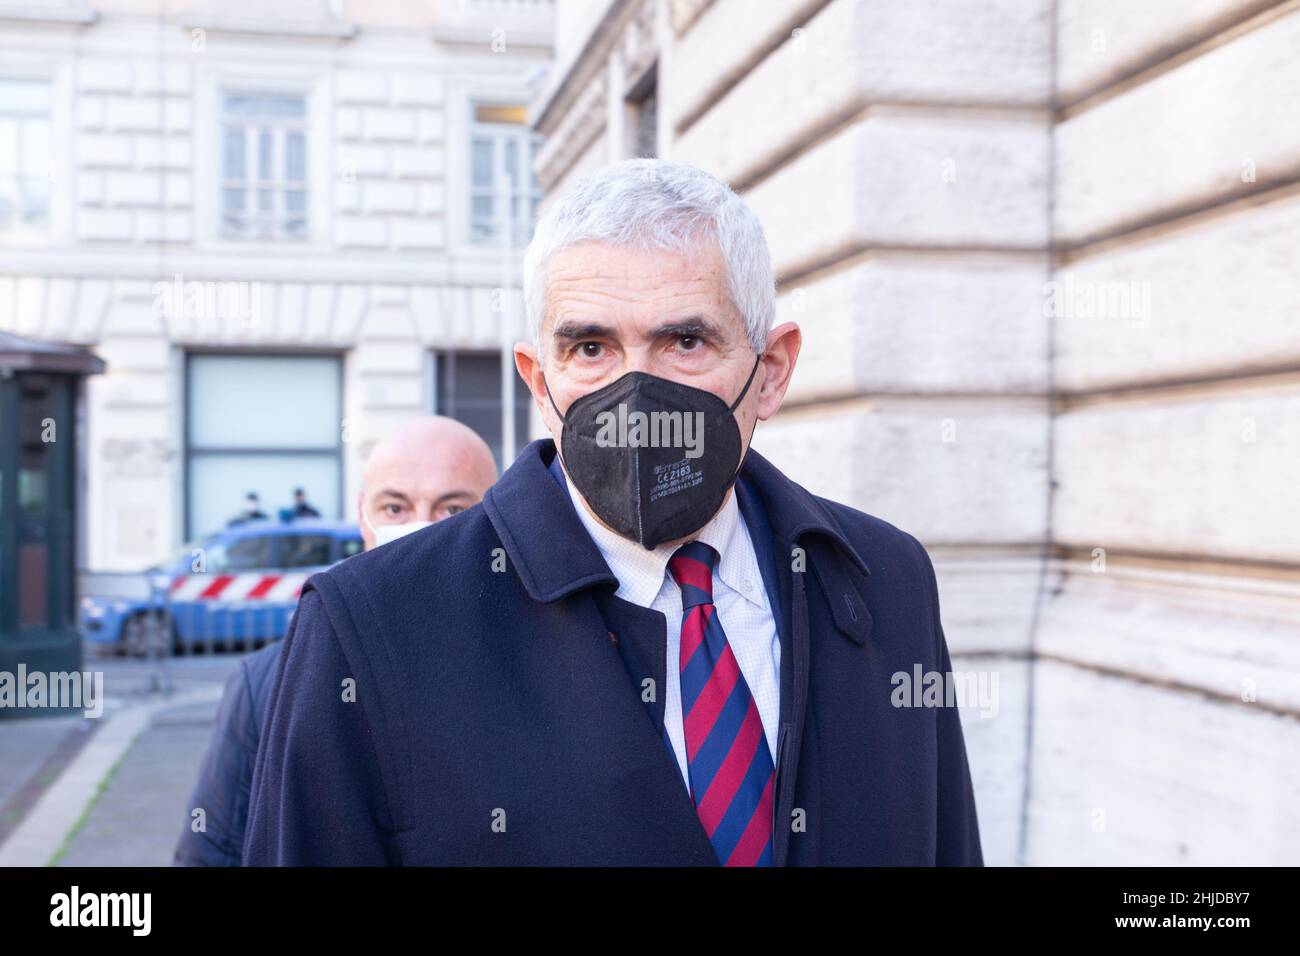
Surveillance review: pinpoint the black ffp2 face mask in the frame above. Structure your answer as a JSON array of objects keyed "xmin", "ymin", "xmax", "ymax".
[{"xmin": 546, "ymin": 355, "xmax": 762, "ymax": 550}]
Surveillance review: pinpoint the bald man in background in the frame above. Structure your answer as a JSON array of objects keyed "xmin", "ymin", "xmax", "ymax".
[
  {"xmin": 173, "ymin": 416, "xmax": 497, "ymax": 866},
  {"xmin": 356, "ymin": 415, "xmax": 499, "ymax": 549}
]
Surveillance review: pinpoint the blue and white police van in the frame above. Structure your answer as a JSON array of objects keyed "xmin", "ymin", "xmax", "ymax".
[{"xmin": 79, "ymin": 519, "xmax": 363, "ymax": 656}]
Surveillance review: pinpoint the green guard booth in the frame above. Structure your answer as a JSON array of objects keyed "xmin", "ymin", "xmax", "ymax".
[{"xmin": 0, "ymin": 331, "xmax": 105, "ymax": 719}]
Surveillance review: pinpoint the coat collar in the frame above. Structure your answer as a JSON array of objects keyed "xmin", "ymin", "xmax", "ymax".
[{"xmin": 483, "ymin": 439, "xmax": 870, "ymax": 605}]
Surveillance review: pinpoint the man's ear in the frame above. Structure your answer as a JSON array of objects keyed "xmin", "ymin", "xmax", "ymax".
[
  {"xmin": 514, "ymin": 342, "xmax": 547, "ymax": 409},
  {"xmin": 755, "ymin": 322, "xmax": 802, "ymax": 420},
  {"xmin": 515, "ymin": 341, "xmax": 565, "ymax": 440}
]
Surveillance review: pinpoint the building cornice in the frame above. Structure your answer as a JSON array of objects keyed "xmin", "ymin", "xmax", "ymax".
[
  {"xmin": 529, "ymin": 0, "xmax": 637, "ymax": 134},
  {"xmin": 0, "ymin": 2, "xmax": 96, "ymax": 26}
]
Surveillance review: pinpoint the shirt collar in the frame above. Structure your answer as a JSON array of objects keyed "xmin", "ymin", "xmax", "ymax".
[
  {"xmin": 482, "ymin": 439, "xmax": 871, "ymax": 607},
  {"xmin": 560, "ymin": 464, "xmax": 766, "ymax": 612}
]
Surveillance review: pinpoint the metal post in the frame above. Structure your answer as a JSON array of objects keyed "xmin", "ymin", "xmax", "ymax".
[
  {"xmin": 147, "ymin": 573, "xmax": 173, "ymax": 695},
  {"xmin": 498, "ymin": 140, "xmax": 517, "ymax": 465}
]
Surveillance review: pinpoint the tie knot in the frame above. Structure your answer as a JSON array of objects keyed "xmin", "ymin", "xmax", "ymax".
[{"xmin": 668, "ymin": 541, "xmax": 717, "ymax": 609}]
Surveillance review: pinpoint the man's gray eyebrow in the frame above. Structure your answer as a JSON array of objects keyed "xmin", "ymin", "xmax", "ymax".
[
  {"xmin": 551, "ymin": 320, "xmax": 612, "ymax": 341},
  {"xmin": 550, "ymin": 315, "xmax": 723, "ymax": 342},
  {"xmin": 649, "ymin": 316, "xmax": 720, "ymax": 338}
]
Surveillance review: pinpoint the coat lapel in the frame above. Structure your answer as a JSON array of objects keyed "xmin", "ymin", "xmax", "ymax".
[
  {"xmin": 592, "ymin": 590, "xmax": 718, "ymax": 855},
  {"xmin": 736, "ymin": 476, "xmax": 797, "ymax": 863},
  {"xmin": 483, "ymin": 443, "xmax": 717, "ymax": 863},
  {"xmin": 540, "ymin": 591, "xmax": 717, "ymax": 864},
  {"xmin": 735, "ymin": 457, "xmax": 876, "ymax": 865}
]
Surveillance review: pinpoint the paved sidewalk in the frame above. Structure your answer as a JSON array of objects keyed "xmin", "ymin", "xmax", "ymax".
[
  {"xmin": 0, "ymin": 714, "xmax": 100, "ymax": 849},
  {"xmin": 0, "ymin": 715, "xmax": 91, "ymax": 812},
  {"xmin": 0, "ymin": 653, "xmax": 240, "ymax": 867},
  {"xmin": 57, "ymin": 700, "xmax": 220, "ymax": 867}
]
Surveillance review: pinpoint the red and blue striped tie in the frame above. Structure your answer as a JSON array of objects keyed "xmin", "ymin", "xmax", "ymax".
[{"xmin": 669, "ymin": 541, "xmax": 775, "ymax": 866}]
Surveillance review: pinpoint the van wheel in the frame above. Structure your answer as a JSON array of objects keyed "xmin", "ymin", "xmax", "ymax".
[{"xmin": 122, "ymin": 612, "xmax": 166, "ymax": 658}]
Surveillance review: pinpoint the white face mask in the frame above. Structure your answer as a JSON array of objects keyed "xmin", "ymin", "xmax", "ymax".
[{"xmin": 363, "ymin": 508, "xmax": 433, "ymax": 548}]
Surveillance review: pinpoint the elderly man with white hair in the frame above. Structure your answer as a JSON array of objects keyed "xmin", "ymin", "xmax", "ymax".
[{"xmin": 243, "ymin": 159, "xmax": 983, "ymax": 867}]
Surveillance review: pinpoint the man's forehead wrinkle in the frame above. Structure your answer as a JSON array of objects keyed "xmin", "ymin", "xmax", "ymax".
[
  {"xmin": 549, "ymin": 274, "xmax": 718, "ymax": 302},
  {"xmin": 547, "ymin": 253, "xmax": 722, "ymax": 288},
  {"xmin": 549, "ymin": 285, "xmax": 722, "ymax": 331},
  {"xmin": 543, "ymin": 245, "xmax": 736, "ymax": 341}
]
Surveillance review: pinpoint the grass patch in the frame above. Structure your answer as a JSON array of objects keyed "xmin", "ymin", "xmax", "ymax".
[{"xmin": 45, "ymin": 751, "xmax": 127, "ymax": 867}]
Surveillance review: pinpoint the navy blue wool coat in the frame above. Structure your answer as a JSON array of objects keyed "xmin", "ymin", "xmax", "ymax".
[
  {"xmin": 173, "ymin": 639, "xmax": 283, "ymax": 866},
  {"xmin": 243, "ymin": 439, "xmax": 983, "ymax": 866}
]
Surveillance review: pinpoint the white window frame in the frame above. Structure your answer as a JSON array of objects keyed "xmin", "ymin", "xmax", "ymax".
[
  {"xmin": 195, "ymin": 63, "xmax": 331, "ymax": 252},
  {"xmin": 218, "ymin": 92, "xmax": 309, "ymax": 242},
  {"xmin": 467, "ymin": 104, "xmax": 541, "ymax": 249},
  {"xmin": 446, "ymin": 77, "xmax": 544, "ymax": 259},
  {"xmin": 0, "ymin": 57, "xmax": 70, "ymax": 247}
]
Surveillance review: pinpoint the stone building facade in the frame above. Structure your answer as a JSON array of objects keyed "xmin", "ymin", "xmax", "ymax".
[{"xmin": 531, "ymin": 0, "xmax": 1300, "ymax": 865}]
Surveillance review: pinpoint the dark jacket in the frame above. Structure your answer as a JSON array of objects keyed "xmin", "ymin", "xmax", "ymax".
[
  {"xmin": 172, "ymin": 640, "xmax": 283, "ymax": 866},
  {"xmin": 243, "ymin": 438, "xmax": 983, "ymax": 865}
]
